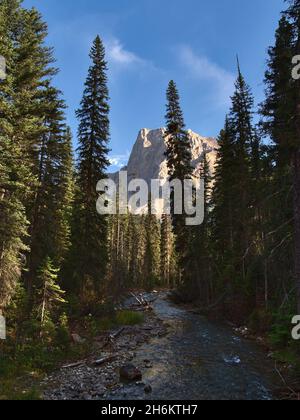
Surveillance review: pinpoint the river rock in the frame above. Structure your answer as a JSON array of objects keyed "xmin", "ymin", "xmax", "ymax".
[
  {"xmin": 144, "ymin": 384, "xmax": 152, "ymax": 394},
  {"xmin": 120, "ymin": 364, "xmax": 142, "ymax": 382}
]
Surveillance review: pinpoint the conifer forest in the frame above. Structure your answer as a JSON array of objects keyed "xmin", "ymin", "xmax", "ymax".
[{"xmin": 0, "ymin": 0, "xmax": 300, "ymax": 402}]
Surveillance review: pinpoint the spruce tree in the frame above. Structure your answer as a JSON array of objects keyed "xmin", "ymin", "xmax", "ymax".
[
  {"xmin": 260, "ymin": 13, "xmax": 295, "ymax": 310},
  {"xmin": 211, "ymin": 118, "xmax": 236, "ymax": 272},
  {"xmin": 164, "ymin": 80, "xmax": 193, "ymax": 280},
  {"xmin": 284, "ymin": 0, "xmax": 300, "ymax": 313},
  {"xmin": 190, "ymin": 152, "xmax": 213, "ymax": 304},
  {"xmin": 160, "ymin": 215, "xmax": 173, "ymax": 287},
  {"xmin": 35, "ymin": 257, "xmax": 66, "ymax": 331},
  {"xmin": 210, "ymin": 65, "xmax": 258, "ymax": 318},
  {"xmin": 27, "ymin": 87, "xmax": 73, "ymax": 291},
  {"xmin": 0, "ymin": 0, "xmax": 31, "ymax": 309},
  {"xmin": 260, "ymin": 1, "xmax": 300, "ymax": 313},
  {"xmin": 0, "ymin": 2, "xmax": 74, "ymax": 308},
  {"xmin": 229, "ymin": 64, "xmax": 255, "ymax": 280},
  {"xmin": 70, "ymin": 36, "xmax": 110, "ymax": 296},
  {"xmin": 143, "ymin": 199, "xmax": 161, "ymax": 289}
]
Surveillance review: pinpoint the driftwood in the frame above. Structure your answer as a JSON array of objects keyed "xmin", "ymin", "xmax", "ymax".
[
  {"xmin": 102, "ymin": 327, "xmax": 125, "ymax": 348},
  {"xmin": 62, "ymin": 360, "xmax": 87, "ymax": 369},
  {"xmin": 62, "ymin": 354, "xmax": 119, "ymax": 369},
  {"xmin": 92, "ymin": 355, "xmax": 118, "ymax": 366},
  {"xmin": 130, "ymin": 292, "xmax": 153, "ymax": 310}
]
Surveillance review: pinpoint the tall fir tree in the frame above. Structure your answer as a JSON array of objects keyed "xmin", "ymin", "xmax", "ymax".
[
  {"xmin": 0, "ymin": 1, "xmax": 34, "ymax": 308},
  {"xmin": 70, "ymin": 36, "xmax": 110, "ymax": 297},
  {"xmin": 164, "ymin": 80, "xmax": 193, "ymax": 281},
  {"xmin": 160, "ymin": 215, "xmax": 173, "ymax": 287},
  {"xmin": 0, "ymin": 1, "xmax": 74, "ymax": 308},
  {"xmin": 260, "ymin": 0, "xmax": 300, "ymax": 313},
  {"xmin": 143, "ymin": 199, "xmax": 161, "ymax": 290},
  {"xmin": 190, "ymin": 152, "xmax": 213, "ymax": 304},
  {"xmin": 260, "ymin": 14, "xmax": 295, "ymax": 309},
  {"xmin": 27, "ymin": 87, "xmax": 73, "ymax": 294},
  {"xmin": 211, "ymin": 118, "xmax": 236, "ymax": 299},
  {"xmin": 210, "ymin": 65, "xmax": 259, "ymax": 320},
  {"xmin": 229, "ymin": 63, "xmax": 255, "ymax": 281},
  {"xmin": 284, "ymin": 0, "xmax": 300, "ymax": 313}
]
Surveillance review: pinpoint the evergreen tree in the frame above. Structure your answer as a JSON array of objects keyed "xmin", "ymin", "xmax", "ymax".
[
  {"xmin": 27, "ymin": 87, "xmax": 73, "ymax": 292},
  {"xmin": 35, "ymin": 257, "xmax": 66, "ymax": 330},
  {"xmin": 260, "ymin": 16, "xmax": 295, "ymax": 169},
  {"xmin": 211, "ymin": 118, "xmax": 236, "ymax": 285},
  {"xmin": 143, "ymin": 199, "xmax": 161, "ymax": 289},
  {"xmin": 284, "ymin": 0, "xmax": 300, "ymax": 313},
  {"xmin": 70, "ymin": 36, "xmax": 110, "ymax": 297},
  {"xmin": 0, "ymin": 2, "xmax": 74, "ymax": 308},
  {"xmin": 260, "ymin": 2, "xmax": 300, "ymax": 313},
  {"xmin": 160, "ymin": 215, "xmax": 173, "ymax": 287},
  {"xmin": 190, "ymin": 152, "xmax": 213, "ymax": 304},
  {"xmin": 164, "ymin": 80, "xmax": 193, "ymax": 280},
  {"xmin": 229, "ymin": 64, "xmax": 255, "ymax": 283},
  {"xmin": 210, "ymin": 65, "xmax": 259, "ymax": 319},
  {"xmin": 0, "ymin": 0, "xmax": 31, "ymax": 309}
]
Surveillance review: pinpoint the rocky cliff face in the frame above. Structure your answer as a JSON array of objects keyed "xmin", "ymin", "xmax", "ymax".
[{"xmin": 110, "ymin": 128, "xmax": 219, "ymax": 185}]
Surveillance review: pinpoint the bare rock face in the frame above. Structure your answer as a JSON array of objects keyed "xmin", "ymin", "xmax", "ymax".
[{"xmin": 110, "ymin": 128, "xmax": 218, "ymax": 186}]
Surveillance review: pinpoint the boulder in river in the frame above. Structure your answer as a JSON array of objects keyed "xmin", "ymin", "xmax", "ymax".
[
  {"xmin": 144, "ymin": 384, "xmax": 152, "ymax": 394},
  {"xmin": 120, "ymin": 364, "xmax": 142, "ymax": 382}
]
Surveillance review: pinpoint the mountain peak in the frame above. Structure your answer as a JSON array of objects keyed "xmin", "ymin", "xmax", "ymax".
[{"xmin": 110, "ymin": 128, "xmax": 218, "ymax": 187}]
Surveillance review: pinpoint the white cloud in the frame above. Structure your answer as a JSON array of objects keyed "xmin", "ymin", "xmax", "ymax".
[
  {"xmin": 109, "ymin": 151, "xmax": 130, "ymax": 169},
  {"xmin": 178, "ymin": 46, "xmax": 235, "ymax": 106},
  {"xmin": 106, "ymin": 38, "xmax": 145, "ymax": 67}
]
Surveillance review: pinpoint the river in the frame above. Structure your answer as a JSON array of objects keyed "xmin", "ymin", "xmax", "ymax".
[{"xmin": 108, "ymin": 292, "xmax": 279, "ymax": 400}]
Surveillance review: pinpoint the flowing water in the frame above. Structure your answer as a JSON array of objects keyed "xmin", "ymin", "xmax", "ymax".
[{"xmin": 109, "ymin": 293, "xmax": 279, "ymax": 401}]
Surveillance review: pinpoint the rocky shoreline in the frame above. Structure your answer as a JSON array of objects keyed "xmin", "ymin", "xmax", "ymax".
[{"xmin": 42, "ymin": 294, "xmax": 168, "ymax": 400}]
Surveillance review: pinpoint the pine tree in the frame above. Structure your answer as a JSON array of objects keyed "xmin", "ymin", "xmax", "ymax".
[
  {"xmin": 284, "ymin": 0, "xmax": 300, "ymax": 313},
  {"xmin": 164, "ymin": 80, "xmax": 193, "ymax": 280},
  {"xmin": 210, "ymin": 65, "xmax": 258, "ymax": 319},
  {"xmin": 0, "ymin": 2, "xmax": 74, "ymax": 309},
  {"xmin": 160, "ymin": 215, "xmax": 173, "ymax": 287},
  {"xmin": 191, "ymin": 152, "xmax": 213, "ymax": 304},
  {"xmin": 260, "ymin": 1, "xmax": 300, "ymax": 313},
  {"xmin": 0, "ymin": 0, "xmax": 31, "ymax": 309},
  {"xmin": 27, "ymin": 87, "xmax": 73, "ymax": 292},
  {"xmin": 143, "ymin": 199, "xmax": 161, "ymax": 290},
  {"xmin": 0, "ymin": 135, "xmax": 29, "ymax": 309},
  {"xmin": 70, "ymin": 36, "xmax": 110, "ymax": 297},
  {"xmin": 229, "ymin": 63, "xmax": 255, "ymax": 281},
  {"xmin": 260, "ymin": 16, "xmax": 295, "ymax": 169},
  {"xmin": 35, "ymin": 257, "xmax": 66, "ymax": 331},
  {"xmin": 211, "ymin": 118, "xmax": 236, "ymax": 279}
]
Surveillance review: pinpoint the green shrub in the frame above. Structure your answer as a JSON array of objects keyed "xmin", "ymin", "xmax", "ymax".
[
  {"xmin": 269, "ymin": 310, "xmax": 295, "ymax": 349},
  {"xmin": 248, "ymin": 309, "xmax": 272, "ymax": 333}
]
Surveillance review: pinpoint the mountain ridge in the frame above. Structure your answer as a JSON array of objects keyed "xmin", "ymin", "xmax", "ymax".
[{"xmin": 109, "ymin": 128, "xmax": 219, "ymax": 185}]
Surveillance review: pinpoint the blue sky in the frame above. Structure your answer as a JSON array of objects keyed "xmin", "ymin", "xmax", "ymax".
[{"xmin": 24, "ymin": 0, "xmax": 285, "ymax": 171}]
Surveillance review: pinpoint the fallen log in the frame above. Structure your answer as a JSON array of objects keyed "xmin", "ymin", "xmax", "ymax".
[
  {"xmin": 130, "ymin": 292, "xmax": 144, "ymax": 306},
  {"xmin": 102, "ymin": 327, "xmax": 125, "ymax": 348},
  {"xmin": 92, "ymin": 355, "xmax": 118, "ymax": 366},
  {"xmin": 130, "ymin": 292, "xmax": 153, "ymax": 310},
  {"xmin": 61, "ymin": 360, "xmax": 86, "ymax": 369}
]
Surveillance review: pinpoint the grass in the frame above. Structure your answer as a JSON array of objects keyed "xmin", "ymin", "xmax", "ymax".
[
  {"xmin": 0, "ymin": 338, "xmax": 91, "ymax": 400},
  {"xmin": 273, "ymin": 348, "xmax": 300, "ymax": 370},
  {"xmin": 0, "ymin": 308, "xmax": 145, "ymax": 399},
  {"xmin": 115, "ymin": 310, "xmax": 144, "ymax": 326}
]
